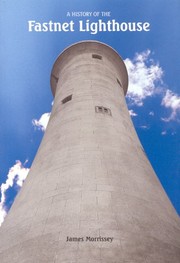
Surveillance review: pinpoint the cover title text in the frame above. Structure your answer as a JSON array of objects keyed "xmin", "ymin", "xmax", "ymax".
[{"xmin": 28, "ymin": 19, "xmax": 150, "ymax": 34}]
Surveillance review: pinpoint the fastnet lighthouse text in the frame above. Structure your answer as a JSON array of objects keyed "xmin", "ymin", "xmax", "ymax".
[{"xmin": 28, "ymin": 19, "xmax": 150, "ymax": 33}]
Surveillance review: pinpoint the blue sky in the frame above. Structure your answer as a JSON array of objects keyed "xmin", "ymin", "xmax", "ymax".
[{"xmin": 0, "ymin": 0, "xmax": 179, "ymax": 225}]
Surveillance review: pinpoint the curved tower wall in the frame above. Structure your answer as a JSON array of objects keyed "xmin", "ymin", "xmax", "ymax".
[{"xmin": 0, "ymin": 41, "xmax": 179, "ymax": 263}]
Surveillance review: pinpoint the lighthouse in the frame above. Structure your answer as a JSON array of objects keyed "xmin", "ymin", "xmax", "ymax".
[{"xmin": 0, "ymin": 41, "xmax": 179, "ymax": 262}]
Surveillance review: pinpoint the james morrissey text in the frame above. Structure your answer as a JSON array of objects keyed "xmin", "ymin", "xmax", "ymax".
[{"xmin": 66, "ymin": 236, "xmax": 114, "ymax": 243}]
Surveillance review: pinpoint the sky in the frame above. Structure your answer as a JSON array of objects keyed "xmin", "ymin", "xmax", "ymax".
[{"xmin": 0, "ymin": 0, "xmax": 179, "ymax": 226}]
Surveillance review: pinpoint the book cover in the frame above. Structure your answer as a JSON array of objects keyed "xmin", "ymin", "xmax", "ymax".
[{"xmin": 0, "ymin": 0, "xmax": 179, "ymax": 262}]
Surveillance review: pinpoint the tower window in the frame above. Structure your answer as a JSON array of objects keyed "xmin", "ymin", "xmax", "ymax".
[
  {"xmin": 117, "ymin": 78, "xmax": 122, "ymax": 87},
  {"xmin": 97, "ymin": 106, "xmax": 103, "ymax": 112},
  {"xmin": 104, "ymin": 108, "xmax": 108, "ymax": 113},
  {"xmin": 92, "ymin": 54, "xmax": 102, "ymax": 60},
  {"xmin": 95, "ymin": 106, "xmax": 112, "ymax": 116},
  {"xmin": 62, "ymin": 94, "xmax": 72, "ymax": 104}
]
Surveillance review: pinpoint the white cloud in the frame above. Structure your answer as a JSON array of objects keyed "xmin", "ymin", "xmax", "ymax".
[
  {"xmin": 124, "ymin": 50, "xmax": 163, "ymax": 106},
  {"xmin": 161, "ymin": 89, "xmax": 180, "ymax": 122},
  {"xmin": 32, "ymin": 112, "xmax": 51, "ymax": 131},
  {"xmin": 0, "ymin": 160, "xmax": 29, "ymax": 226},
  {"xmin": 0, "ymin": 208, "xmax": 7, "ymax": 228},
  {"xmin": 149, "ymin": 111, "xmax": 154, "ymax": 116},
  {"xmin": 140, "ymin": 125, "xmax": 149, "ymax": 129},
  {"xmin": 129, "ymin": 109, "xmax": 137, "ymax": 116},
  {"xmin": 161, "ymin": 131, "xmax": 167, "ymax": 136}
]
